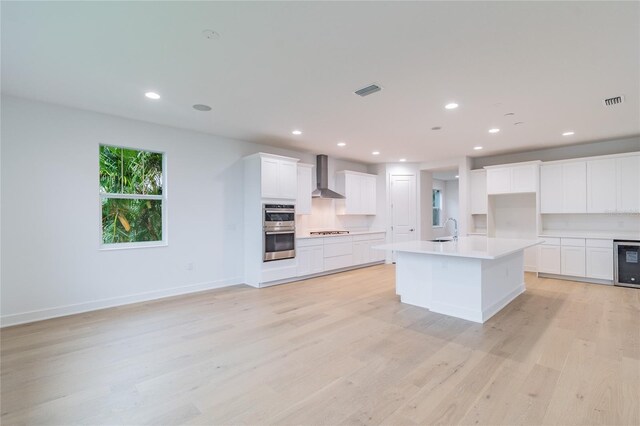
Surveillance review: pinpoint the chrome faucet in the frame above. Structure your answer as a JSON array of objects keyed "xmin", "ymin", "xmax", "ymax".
[{"xmin": 444, "ymin": 217, "xmax": 458, "ymax": 241}]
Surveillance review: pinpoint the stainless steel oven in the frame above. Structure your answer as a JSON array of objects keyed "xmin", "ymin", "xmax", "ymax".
[
  {"xmin": 614, "ymin": 240, "xmax": 640, "ymax": 288},
  {"xmin": 263, "ymin": 204, "xmax": 295, "ymax": 261}
]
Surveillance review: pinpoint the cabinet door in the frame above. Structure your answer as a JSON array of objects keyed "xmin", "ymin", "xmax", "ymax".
[
  {"xmin": 261, "ymin": 158, "xmax": 280, "ymax": 198},
  {"xmin": 562, "ymin": 162, "xmax": 587, "ymax": 213},
  {"xmin": 511, "ymin": 164, "xmax": 537, "ymax": 193},
  {"xmin": 540, "ymin": 164, "xmax": 562, "ymax": 213},
  {"xmin": 486, "ymin": 168, "xmax": 511, "ymax": 194},
  {"xmin": 616, "ymin": 155, "xmax": 640, "ymax": 214},
  {"xmin": 296, "ymin": 247, "xmax": 312, "ymax": 276},
  {"xmin": 538, "ymin": 245, "xmax": 561, "ymax": 274},
  {"xmin": 587, "ymin": 158, "xmax": 616, "ymax": 213},
  {"xmin": 310, "ymin": 246, "xmax": 324, "ymax": 274},
  {"xmin": 561, "ymin": 246, "xmax": 586, "ymax": 277},
  {"xmin": 586, "ymin": 247, "xmax": 613, "ymax": 280},
  {"xmin": 363, "ymin": 176, "xmax": 377, "ymax": 215},
  {"xmin": 345, "ymin": 174, "xmax": 362, "ymax": 214},
  {"xmin": 370, "ymin": 239, "xmax": 386, "ymax": 262},
  {"xmin": 470, "ymin": 170, "xmax": 487, "ymax": 214},
  {"xmin": 277, "ymin": 160, "xmax": 298, "ymax": 199},
  {"xmin": 296, "ymin": 166, "xmax": 313, "ymax": 215},
  {"xmin": 353, "ymin": 242, "xmax": 365, "ymax": 265}
]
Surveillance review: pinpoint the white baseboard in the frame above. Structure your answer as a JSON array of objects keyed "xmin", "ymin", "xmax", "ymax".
[
  {"xmin": 482, "ymin": 283, "xmax": 526, "ymax": 322},
  {"xmin": 1, "ymin": 277, "xmax": 244, "ymax": 328}
]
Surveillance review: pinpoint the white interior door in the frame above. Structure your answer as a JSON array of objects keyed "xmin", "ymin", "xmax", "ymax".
[{"xmin": 391, "ymin": 175, "xmax": 417, "ymax": 260}]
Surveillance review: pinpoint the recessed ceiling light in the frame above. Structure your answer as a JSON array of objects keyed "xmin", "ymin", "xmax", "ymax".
[
  {"xmin": 562, "ymin": 131, "xmax": 575, "ymax": 136},
  {"xmin": 337, "ymin": 142, "xmax": 346, "ymax": 147},
  {"xmin": 474, "ymin": 146, "xmax": 483, "ymax": 150},
  {"xmin": 145, "ymin": 92, "xmax": 160, "ymax": 100},
  {"xmin": 445, "ymin": 103, "xmax": 459, "ymax": 110},
  {"xmin": 399, "ymin": 158, "xmax": 407, "ymax": 162},
  {"xmin": 193, "ymin": 104, "xmax": 212, "ymax": 111},
  {"xmin": 292, "ymin": 130, "xmax": 302, "ymax": 135},
  {"xmin": 488, "ymin": 128, "xmax": 500, "ymax": 134},
  {"xmin": 455, "ymin": 175, "xmax": 459, "ymax": 178},
  {"xmin": 372, "ymin": 151, "xmax": 380, "ymax": 155}
]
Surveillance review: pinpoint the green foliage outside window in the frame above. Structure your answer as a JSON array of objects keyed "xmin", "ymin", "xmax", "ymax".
[{"xmin": 100, "ymin": 145, "xmax": 164, "ymax": 244}]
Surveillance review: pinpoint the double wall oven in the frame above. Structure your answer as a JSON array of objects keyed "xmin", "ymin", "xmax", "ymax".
[{"xmin": 263, "ymin": 204, "xmax": 295, "ymax": 261}]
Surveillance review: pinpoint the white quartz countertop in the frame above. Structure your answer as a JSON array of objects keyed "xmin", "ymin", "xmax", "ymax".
[
  {"xmin": 373, "ymin": 236, "xmax": 542, "ymax": 260},
  {"xmin": 296, "ymin": 230, "xmax": 386, "ymax": 239},
  {"xmin": 538, "ymin": 230, "xmax": 640, "ymax": 241}
]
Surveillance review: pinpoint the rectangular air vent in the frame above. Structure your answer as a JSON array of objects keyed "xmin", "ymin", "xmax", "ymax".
[
  {"xmin": 354, "ymin": 84, "xmax": 382, "ymax": 97},
  {"xmin": 603, "ymin": 95, "xmax": 625, "ymax": 106}
]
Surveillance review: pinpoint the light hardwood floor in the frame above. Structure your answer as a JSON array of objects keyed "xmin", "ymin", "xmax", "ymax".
[{"xmin": 1, "ymin": 265, "xmax": 639, "ymax": 425}]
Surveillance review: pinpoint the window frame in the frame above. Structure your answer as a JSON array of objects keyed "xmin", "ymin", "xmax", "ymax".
[{"xmin": 98, "ymin": 144, "xmax": 168, "ymax": 250}]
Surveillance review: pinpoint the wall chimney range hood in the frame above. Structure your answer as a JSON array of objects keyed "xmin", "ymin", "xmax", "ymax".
[{"xmin": 312, "ymin": 155, "xmax": 345, "ymax": 199}]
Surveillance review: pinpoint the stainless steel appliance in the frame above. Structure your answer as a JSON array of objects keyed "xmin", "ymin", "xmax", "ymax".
[
  {"xmin": 614, "ymin": 240, "xmax": 640, "ymax": 288},
  {"xmin": 263, "ymin": 204, "xmax": 295, "ymax": 261},
  {"xmin": 309, "ymin": 230, "xmax": 350, "ymax": 236},
  {"xmin": 311, "ymin": 155, "xmax": 345, "ymax": 199}
]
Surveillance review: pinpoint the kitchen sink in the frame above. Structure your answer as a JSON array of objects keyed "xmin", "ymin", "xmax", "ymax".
[{"xmin": 430, "ymin": 238, "xmax": 453, "ymax": 242}]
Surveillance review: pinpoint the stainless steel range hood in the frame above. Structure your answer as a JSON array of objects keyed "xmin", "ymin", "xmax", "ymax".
[{"xmin": 311, "ymin": 155, "xmax": 345, "ymax": 199}]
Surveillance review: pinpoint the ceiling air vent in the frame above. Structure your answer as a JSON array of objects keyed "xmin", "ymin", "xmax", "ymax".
[
  {"xmin": 354, "ymin": 84, "xmax": 382, "ymax": 97},
  {"xmin": 603, "ymin": 95, "xmax": 625, "ymax": 107}
]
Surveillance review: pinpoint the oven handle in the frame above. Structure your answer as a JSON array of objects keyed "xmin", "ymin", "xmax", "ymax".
[
  {"xmin": 265, "ymin": 230, "xmax": 295, "ymax": 235},
  {"xmin": 265, "ymin": 209, "xmax": 295, "ymax": 214}
]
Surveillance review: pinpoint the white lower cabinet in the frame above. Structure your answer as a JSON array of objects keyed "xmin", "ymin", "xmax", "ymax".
[
  {"xmin": 538, "ymin": 245, "xmax": 561, "ymax": 274},
  {"xmin": 561, "ymin": 246, "xmax": 586, "ymax": 277},
  {"xmin": 297, "ymin": 232, "xmax": 386, "ymax": 277},
  {"xmin": 539, "ymin": 237, "xmax": 614, "ymax": 282},
  {"xmin": 296, "ymin": 245, "xmax": 323, "ymax": 276}
]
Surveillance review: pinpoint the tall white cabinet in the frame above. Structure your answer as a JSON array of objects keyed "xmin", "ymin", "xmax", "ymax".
[{"xmin": 540, "ymin": 161, "xmax": 587, "ymax": 213}]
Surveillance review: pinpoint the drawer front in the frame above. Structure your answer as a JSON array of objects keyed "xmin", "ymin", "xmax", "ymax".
[
  {"xmin": 323, "ymin": 241, "xmax": 353, "ymax": 257},
  {"xmin": 353, "ymin": 232, "xmax": 386, "ymax": 242},
  {"xmin": 324, "ymin": 254, "xmax": 353, "ymax": 271},
  {"xmin": 586, "ymin": 238, "xmax": 613, "ymax": 248},
  {"xmin": 297, "ymin": 237, "xmax": 324, "ymax": 247},
  {"xmin": 323, "ymin": 235, "xmax": 352, "ymax": 244},
  {"xmin": 540, "ymin": 237, "xmax": 561, "ymax": 246},
  {"xmin": 561, "ymin": 237, "xmax": 586, "ymax": 247}
]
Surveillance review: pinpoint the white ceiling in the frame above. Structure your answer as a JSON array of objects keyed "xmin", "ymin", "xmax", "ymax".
[{"xmin": 2, "ymin": 1, "xmax": 639, "ymax": 163}]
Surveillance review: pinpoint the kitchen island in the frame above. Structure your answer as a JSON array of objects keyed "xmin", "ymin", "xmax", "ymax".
[{"xmin": 373, "ymin": 236, "xmax": 541, "ymax": 323}]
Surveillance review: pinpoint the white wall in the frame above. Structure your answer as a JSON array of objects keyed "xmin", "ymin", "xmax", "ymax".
[
  {"xmin": 0, "ymin": 96, "xmax": 369, "ymax": 325},
  {"xmin": 445, "ymin": 179, "xmax": 459, "ymax": 223}
]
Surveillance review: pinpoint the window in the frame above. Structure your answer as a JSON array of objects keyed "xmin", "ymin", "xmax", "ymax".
[
  {"xmin": 99, "ymin": 145, "xmax": 165, "ymax": 247},
  {"xmin": 432, "ymin": 189, "xmax": 442, "ymax": 227}
]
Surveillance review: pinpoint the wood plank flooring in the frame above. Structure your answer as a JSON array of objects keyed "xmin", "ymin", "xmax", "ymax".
[{"xmin": 1, "ymin": 265, "xmax": 639, "ymax": 425}]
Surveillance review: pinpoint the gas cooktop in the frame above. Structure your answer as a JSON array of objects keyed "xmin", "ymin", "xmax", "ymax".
[{"xmin": 309, "ymin": 230, "xmax": 350, "ymax": 236}]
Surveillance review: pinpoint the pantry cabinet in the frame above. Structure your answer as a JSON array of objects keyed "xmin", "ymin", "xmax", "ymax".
[{"xmin": 335, "ymin": 171, "xmax": 377, "ymax": 215}]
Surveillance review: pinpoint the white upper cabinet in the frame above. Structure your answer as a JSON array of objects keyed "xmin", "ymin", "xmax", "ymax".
[
  {"xmin": 486, "ymin": 162, "xmax": 539, "ymax": 195},
  {"xmin": 296, "ymin": 163, "xmax": 313, "ymax": 215},
  {"xmin": 540, "ymin": 162, "xmax": 586, "ymax": 213},
  {"xmin": 616, "ymin": 155, "xmax": 640, "ymax": 214},
  {"xmin": 260, "ymin": 154, "xmax": 299, "ymax": 200},
  {"xmin": 587, "ymin": 158, "xmax": 616, "ymax": 213},
  {"xmin": 335, "ymin": 171, "xmax": 377, "ymax": 215},
  {"xmin": 469, "ymin": 170, "xmax": 487, "ymax": 214}
]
